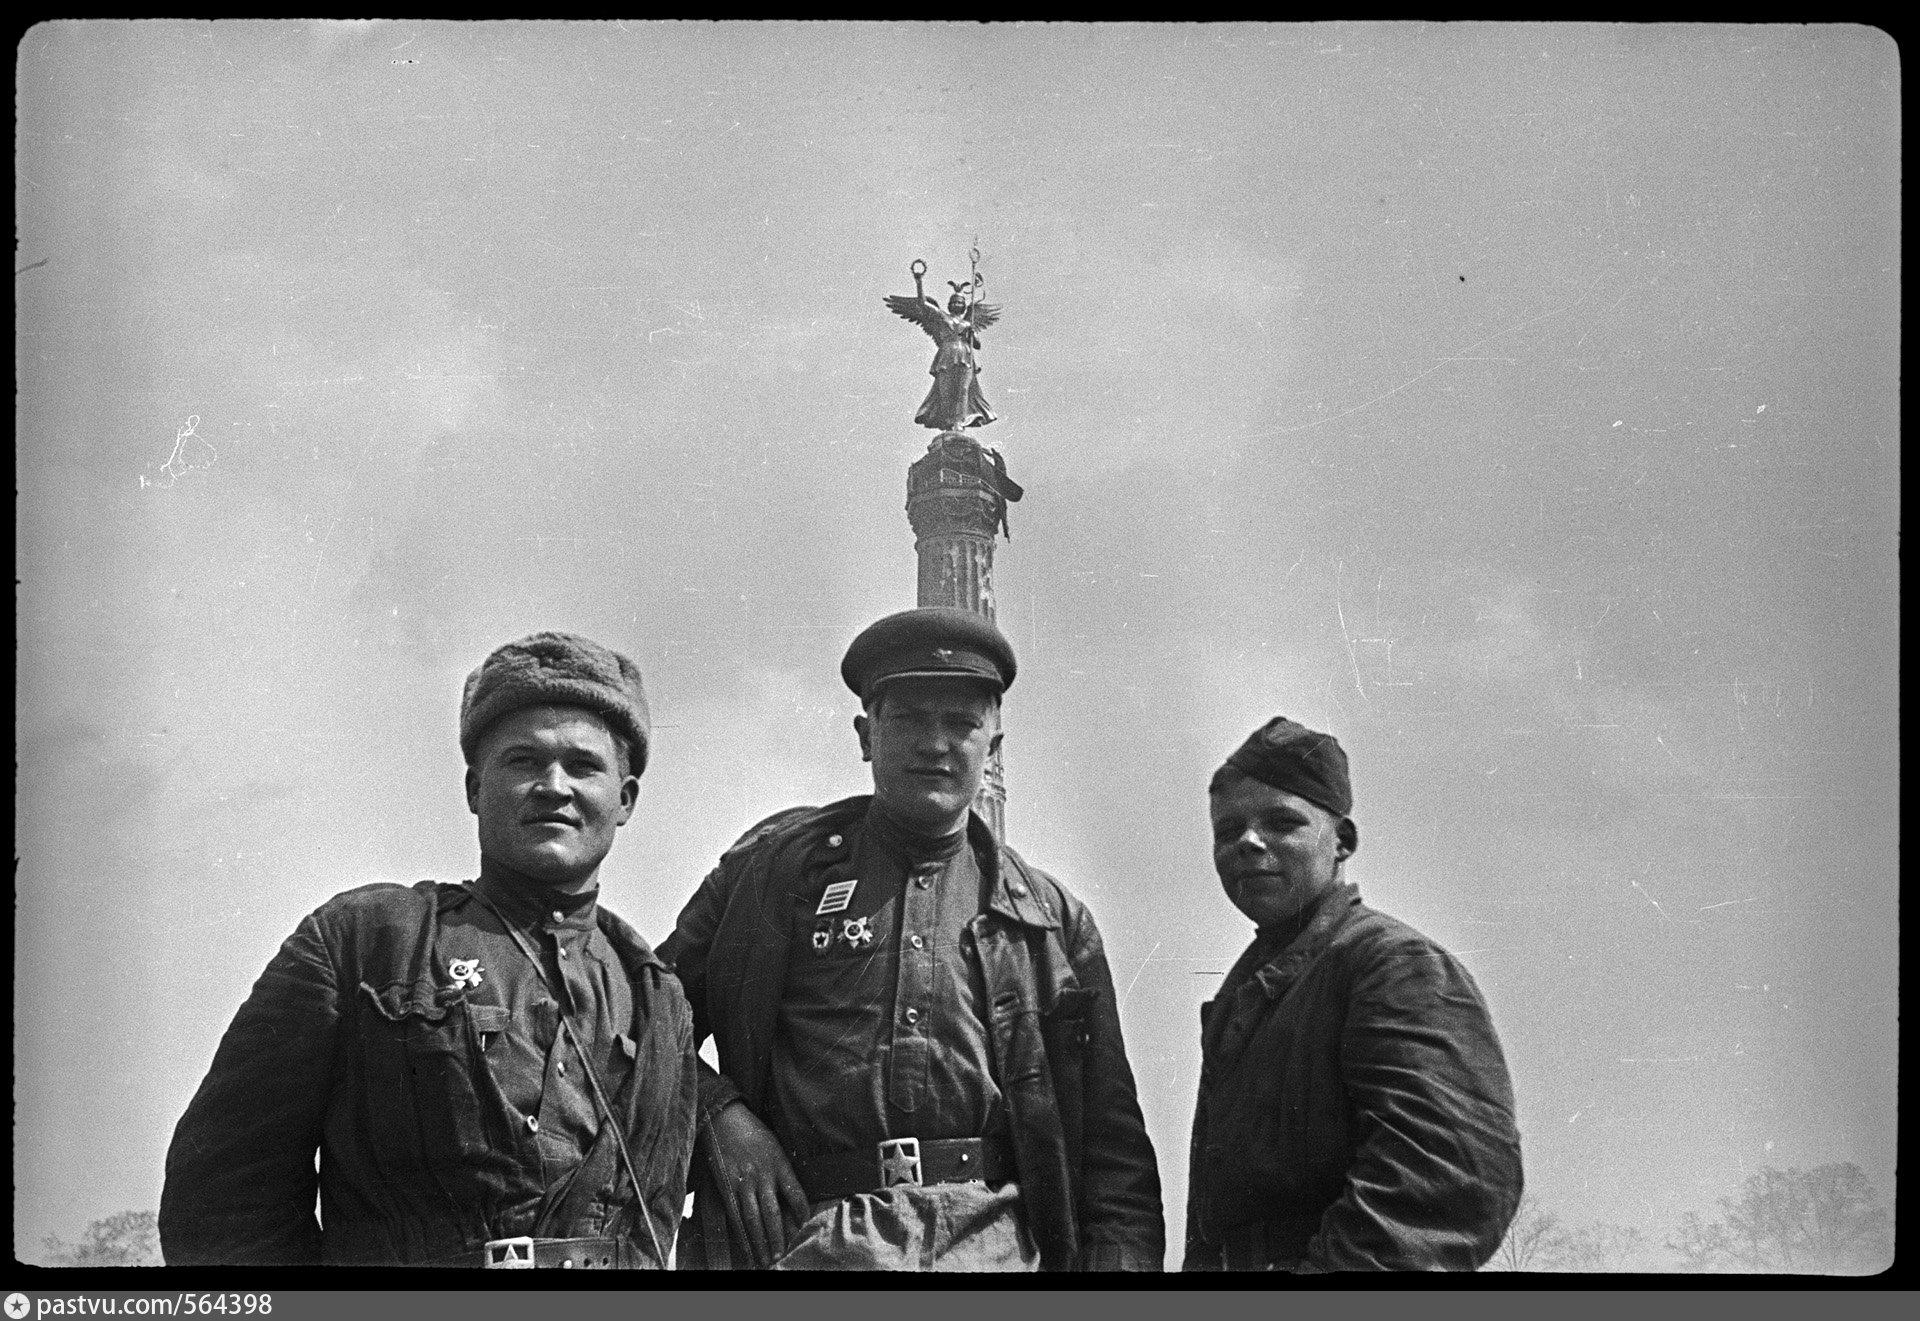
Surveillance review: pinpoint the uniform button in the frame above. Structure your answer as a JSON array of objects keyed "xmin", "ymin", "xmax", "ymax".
[
  {"xmin": 916, "ymin": 876, "xmax": 932, "ymax": 889},
  {"xmin": 827, "ymin": 834, "xmax": 843, "ymax": 848},
  {"xmin": 1009, "ymin": 882, "xmax": 1028, "ymax": 898},
  {"xmin": 559, "ymin": 948, "xmax": 569, "ymax": 959},
  {"xmin": 557, "ymin": 1060, "xmax": 566, "ymax": 1075},
  {"xmin": 551, "ymin": 911, "xmax": 564, "ymax": 924},
  {"xmin": 904, "ymin": 1008, "xmax": 919, "ymax": 1025},
  {"xmin": 526, "ymin": 1115, "xmax": 540, "ymax": 1133},
  {"xmin": 909, "ymin": 934, "xmax": 924, "ymax": 949}
]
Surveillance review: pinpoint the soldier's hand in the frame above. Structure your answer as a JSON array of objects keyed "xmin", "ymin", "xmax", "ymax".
[{"xmin": 705, "ymin": 1101, "xmax": 810, "ymax": 1268}]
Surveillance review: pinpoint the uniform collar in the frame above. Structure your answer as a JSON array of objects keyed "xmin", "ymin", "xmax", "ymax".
[
  {"xmin": 864, "ymin": 800, "xmax": 969, "ymax": 867},
  {"xmin": 1251, "ymin": 882, "xmax": 1359, "ymax": 997},
  {"xmin": 472, "ymin": 858, "xmax": 601, "ymax": 935},
  {"xmin": 978, "ymin": 815, "xmax": 1059, "ymax": 930},
  {"xmin": 811, "ymin": 798, "xmax": 1058, "ymax": 930}
]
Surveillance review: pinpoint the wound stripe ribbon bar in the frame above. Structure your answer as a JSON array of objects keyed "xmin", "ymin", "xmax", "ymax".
[{"xmin": 815, "ymin": 878, "xmax": 859, "ymax": 915}]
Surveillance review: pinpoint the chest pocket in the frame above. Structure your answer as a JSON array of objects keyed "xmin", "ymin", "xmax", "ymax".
[
  {"xmin": 359, "ymin": 983, "xmax": 500, "ymax": 1170},
  {"xmin": 469, "ymin": 1003, "xmax": 510, "ymax": 1052},
  {"xmin": 1044, "ymin": 985, "xmax": 1097, "ymax": 1047}
]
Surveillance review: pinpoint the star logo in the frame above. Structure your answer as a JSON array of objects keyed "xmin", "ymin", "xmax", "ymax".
[
  {"xmin": 879, "ymin": 1138, "xmax": 922, "ymax": 1187},
  {"xmin": 7, "ymin": 1294, "xmax": 31, "ymax": 1320},
  {"xmin": 932, "ymin": 648, "xmax": 955, "ymax": 663}
]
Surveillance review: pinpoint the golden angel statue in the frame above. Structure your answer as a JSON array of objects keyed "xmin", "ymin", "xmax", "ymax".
[{"xmin": 884, "ymin": 259, "xmax": 1000, "ymax": 431}]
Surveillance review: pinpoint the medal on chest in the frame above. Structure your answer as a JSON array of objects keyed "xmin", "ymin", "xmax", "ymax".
[
  {"xmin": 810, "ymin": 874, "xmax": 867, "ymax": 955},
  {"xmin": 809, "ymin": 911, "xmax": 880, "ymax": 957}
]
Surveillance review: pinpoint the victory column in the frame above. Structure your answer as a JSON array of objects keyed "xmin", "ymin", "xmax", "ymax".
[{"xmin": 885, "ymin": 250, "xmax": 1023, "ymax": 839}]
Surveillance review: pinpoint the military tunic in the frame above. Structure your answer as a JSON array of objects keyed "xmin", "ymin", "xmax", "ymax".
[
  {"xmin": 452, "ymin": 869, "xmax": 635, "ymax": 1218},
  {"xmin": 1185, "ymin": 883, "xmax": 1523, "ymax": 1272},
  {"xmin": 770, "ymin": 806, "xmax": 1006, "ymax": 1159},
  {"xmin": 160, "ymin": 865, "xmax": 697, "ymax": 1266},
  {"xmin": 663, "ymin": 795, "xmax": 1165, "ymax": 1271},
  {"xmin": 748, "ymin": 806, "xmax": 1030, "ymax": 1269}
]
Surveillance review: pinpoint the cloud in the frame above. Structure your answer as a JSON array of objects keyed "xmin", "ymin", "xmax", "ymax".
[
  {"xmin": 1364, "ymin": 564, "xmax": 1710, "ymax": 803},
  {"xmin": 1154, "ymin": 560, "xmax": 1715, "ymax": 838},
  {"xmin": 168, "ymin": 250, "xmax": 506, "ymax": 470},
  {"xmin": 1004, "ymin": 225, "xmax": 1305, "ymax": 479}
]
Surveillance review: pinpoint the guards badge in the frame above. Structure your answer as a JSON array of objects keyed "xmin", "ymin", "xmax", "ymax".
[{"xmin": 448, "ymin": 957, "xmax": 485, "ymax": 990}]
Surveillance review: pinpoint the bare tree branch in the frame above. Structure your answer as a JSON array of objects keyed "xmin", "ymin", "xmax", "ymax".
[{"xmin": 43, "ymin": 1209, "xmax": 161, "ymax": 1267}]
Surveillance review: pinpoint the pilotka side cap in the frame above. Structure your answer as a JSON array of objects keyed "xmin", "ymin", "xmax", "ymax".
[{"xmin": 1220, "ymin": 715, "xmax": 1353, "ymax": 818}]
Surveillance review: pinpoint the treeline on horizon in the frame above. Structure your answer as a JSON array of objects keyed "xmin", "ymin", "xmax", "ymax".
[{"xmin": 1488, "ymin": 1162, "xmax": 1893, "ymax": 1275}]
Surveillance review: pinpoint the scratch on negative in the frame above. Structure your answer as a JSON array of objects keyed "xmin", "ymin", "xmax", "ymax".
[
  {"xmin": 1120, "ymin": 940, "xmax": 1163, "ymax": 1010},
  {"xmin": 1630, "ymin": 877, "xmax": 1673, "ymax": 922},
  {"xmin": 1261, "ymin": 274, "xmax": 1609, "ymax": 436},
  {"xmin": 309, "ymin": 517, "xmax": 342, "ymax": 598},
  {"xmin": 1333, "ymin": 566, "xmax": 1370, "ymax": 710}
]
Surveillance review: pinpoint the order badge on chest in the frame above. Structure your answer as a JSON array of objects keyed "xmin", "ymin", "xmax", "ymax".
[{"xmin": 805, "ymin": 871, "xmax": 893, "ymax": 959}]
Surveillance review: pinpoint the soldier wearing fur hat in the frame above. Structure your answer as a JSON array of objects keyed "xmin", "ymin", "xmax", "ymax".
[
  {"xmin": 1184, "ymin": 717, "xmax": 1523, "ymax": 1272},
  {"xmin": 161, "ymin": 633, "xmax": 697, "ymax": 1269},
  {"xmin": 661, "ymin": 607, "xmax": 1164, "ymax": 1271}
]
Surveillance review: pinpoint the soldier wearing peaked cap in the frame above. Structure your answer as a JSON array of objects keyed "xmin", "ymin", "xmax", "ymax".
[
  {"xmin": 161, "ymin": 633, "xmax": 698, "ymax": 1269},
  {"xmin": 1185, "ymin": 717, "xmax": 1524, "ymax": 1272},
  {"xmin": 661, "ymin": 607, "xmax": 1165, "ymax": 1271}
]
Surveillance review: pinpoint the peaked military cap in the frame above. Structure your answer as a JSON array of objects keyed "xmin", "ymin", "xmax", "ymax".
[
  {"xmin": 1218, "ymin": 715, "xmax": 1353, "ymax": 818},
  {"xmin": 461, "ymin": 631, "xmax": 651, "ymax": 774},
  {"xmin": 841, "ymin": 607, "xmax": 1017, "ymax": 702}
]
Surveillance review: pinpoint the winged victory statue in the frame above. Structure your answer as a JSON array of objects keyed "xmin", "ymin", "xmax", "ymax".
[{"xmin": 884, "ymin": 257, "xmax": 1001, "ymax": 431}]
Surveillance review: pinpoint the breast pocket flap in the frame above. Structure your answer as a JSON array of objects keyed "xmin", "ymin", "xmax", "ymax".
[
  {"xmin": 467, "ymin": 1004, "xmax": 511, "ymax": 1035},
  {"xmin": 358, "ymin": 981, "xmax": 452, "ymax": 1024}
]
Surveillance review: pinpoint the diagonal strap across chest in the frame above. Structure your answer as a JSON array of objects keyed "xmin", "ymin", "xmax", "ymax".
[{"xmin": 460, "ymin": 883, "xmax": 661, "ymax": 1266}]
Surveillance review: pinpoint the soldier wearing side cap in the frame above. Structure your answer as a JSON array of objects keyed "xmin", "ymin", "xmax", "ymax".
[
  {"xmin": 661, "ymin": 608, "xmax": 1164, "ymax": 1271},
  {"xmin": 1184, "ymin": 717, "xmax": 1524, "ymax": 1272},
  {"xmin": 161, "ymin": 633, "xmax": 698, "ymax": 1268}
]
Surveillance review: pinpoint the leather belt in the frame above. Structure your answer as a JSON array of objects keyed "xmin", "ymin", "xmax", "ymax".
[
  {"xmin": 792, "ymin": 1136, "xmax": 1014, "ymax": 1202},
  {"xmin": 1220, "ymin": 1215, "xmax": 1322, "ymax": 1271},
  {"xmin": 439, "ymin": 1235, "xmax": 642, "ymax": 1269}
]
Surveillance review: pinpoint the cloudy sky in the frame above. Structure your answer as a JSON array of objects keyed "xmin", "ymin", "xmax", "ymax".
[{"xmin": 15, "ymin": 21, "xmax": 1897, "ymax": 1267}]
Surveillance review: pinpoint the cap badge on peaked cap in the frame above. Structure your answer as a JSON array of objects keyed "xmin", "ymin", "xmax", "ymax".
[{"xmin": 840, "ymin": 607, "xmax": 1017, "ymax": 702}]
